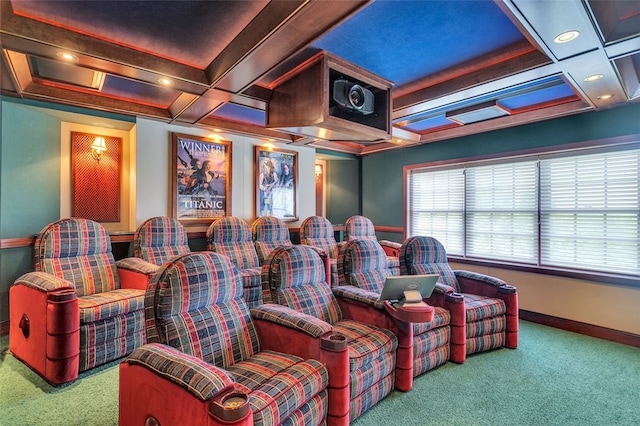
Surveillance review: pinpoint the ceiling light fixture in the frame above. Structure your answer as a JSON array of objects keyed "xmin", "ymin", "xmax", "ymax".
[
  {"xmin": 597, "ymin": 94, "xmax": 613, "ymax": 100},
  {"xmin": 446, "ymin": 100, "xmax": 510, "ymax": 125},
  {"xmin": 584, "ymin": 74, "xmax": 604, "ymax": 82},
  {"xmin": 157, "ymin": 77, "xmax": 173, "ymax": 86},
  {"xmin": 56, "ymin": 52, "xmax": 78, "ymax": 62},
  {"xmin": 554, "ymin": 30, "xmax": 580, "ymax": 43}
]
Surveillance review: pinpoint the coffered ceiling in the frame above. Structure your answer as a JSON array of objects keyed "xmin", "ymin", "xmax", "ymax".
[{"xmin": 2, "ymin": 0, "xmax": 639, "ymax": 155}]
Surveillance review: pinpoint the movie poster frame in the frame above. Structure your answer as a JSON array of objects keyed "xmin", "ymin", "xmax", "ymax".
[
  {"xmin": 171, "ymin": 133, "xmax": 232, "ymax": 224},
  {"xmin": 254, "ymin": 146, "xmax": 298, "ymax": 222}
]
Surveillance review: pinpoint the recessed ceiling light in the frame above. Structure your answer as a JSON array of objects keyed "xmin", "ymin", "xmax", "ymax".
[
  {"xmin": 554, "ymin": 30, "xmax": 580, "ymax": 43},
  {"xmin": 584, "ymin": 74, "xmax": 604, "ymax": 82},
  {"xmin": 157, "ymin": 77, "xmax": 173, "ymax": 86},
  {"xmin": 597, "ymin": 94, "xmax": 614, "ymax": 100},
  {"xmin": 56, "ymin": 52, "xmax": 78, "ymax": 62}
]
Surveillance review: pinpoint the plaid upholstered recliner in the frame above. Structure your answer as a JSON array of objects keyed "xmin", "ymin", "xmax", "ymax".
[
  {"xmin": 399, "ymin": 236, "xmax": 519, "ymax": 363},
  {"xmin": 338, "ymin": 238, "xmax": 451, "ymax": 379},
  {"xmin": 263, "ymin": 244, "xmax": 400, "ymax": 423},
  {"xmin": 133, "ymin": 216, "xmax": 190, "ymax": 266},
  {"xmin": 343, "ymin": 215, "xmax": 401, "ymax": 275},
  {"xmin": 9, "ymin": 218, "xmax": 156, "ymax": 385},
  {"xmin": 120, "ymin": 251, "xmax": 333, "ymax": 425},
  {"xmin": 206, "ymin": 216, "xmax": 263, "ymax": 308},
  {"xmin": 300, "ymin": 216, "xmax": 340, "ymax": 287},
  {"xmin": 251, "ymin": 215, "xmax": 293, "ymax": 265}
]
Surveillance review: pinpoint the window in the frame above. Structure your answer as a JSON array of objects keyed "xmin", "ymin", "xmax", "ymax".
[{"xmin": 407, "ymin": 144, "xmax": 640, "ymax": 278}]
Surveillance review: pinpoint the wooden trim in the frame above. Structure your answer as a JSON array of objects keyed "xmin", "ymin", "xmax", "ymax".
[
  {"xmin": 0, "ymin": 236, "xmax": 36, "ymax": 249},
  {"xmin": 520, "ymin": 310, "xmax": 640, "ymax": 348},
  {"xmin": 374, "ymin": 225, "xmax": 403, "ymax": 234}
]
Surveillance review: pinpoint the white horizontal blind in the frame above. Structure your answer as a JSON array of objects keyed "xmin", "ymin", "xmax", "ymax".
[
  {"xmin": 465, "ymin": 161, "xmax": 538, "ymax": 263},
  {"xmin": 540, "ymin": 149, "xmax": 640, "ymax": 275},
  {"xmin": 408, "ymin": 168, "xmax": 464, "ymax": 255}
]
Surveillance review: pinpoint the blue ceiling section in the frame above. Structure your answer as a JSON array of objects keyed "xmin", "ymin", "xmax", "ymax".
[
  {"xmin": 311, "ymin": 0, "xmax": 525, "ymax": 86},
  {"xmin": 499, "ymin": 83, "xmax": 577, "ymax": 110},
  {"xmin": 102, "ymin": 76, "xmax": 179, "ymax": 107},
  {"xmin": 212, "ymin": 103, "xmax": 266, "ymax": 126},
  {"xmin": 395, "ymin": 76, "xmax": 577, "ymax": 133}
]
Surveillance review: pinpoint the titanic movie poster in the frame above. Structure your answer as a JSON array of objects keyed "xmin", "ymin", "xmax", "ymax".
[{"xmin": 171, "ymin": 133, "xmax": 231, "ymax": 223}]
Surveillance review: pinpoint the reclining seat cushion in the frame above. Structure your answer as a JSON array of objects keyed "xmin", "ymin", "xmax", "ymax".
[
  {"xmin": 226, "ymin": 351, "xmax": 328, "ymax": 424},
  {"xmin": 252, "ymin": 216, "xmax": 293, "ymax": 264},
  {"xmin": 78, "ymin": 289, "xmax": 146, "ymax": 323}
]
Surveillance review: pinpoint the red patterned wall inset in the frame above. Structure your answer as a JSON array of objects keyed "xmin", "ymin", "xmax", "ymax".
[{"xmin": 71, "ymin": 132, "xmax": 121, "ymax": 222}]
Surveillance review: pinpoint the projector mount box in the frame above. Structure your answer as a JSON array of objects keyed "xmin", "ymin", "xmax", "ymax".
[{"xmin": 266, "ymin": 52, "xmax": 393, "ymax": 144}]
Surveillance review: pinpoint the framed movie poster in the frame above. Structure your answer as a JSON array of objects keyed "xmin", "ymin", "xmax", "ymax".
[
  {"xmin": 171, "ymin": 133, "xmax": 231, "ymax": 223},
  {"xmin": 255, "ymin": 146, "xmax": 298, "ymax": 222}
]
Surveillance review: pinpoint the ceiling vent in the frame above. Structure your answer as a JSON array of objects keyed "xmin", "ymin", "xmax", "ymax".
[
  {"xmin": 446, "ymin": 100, "xmax": 510, "ymax": 125},
  {"xmin": 266, "ymin": 52, "xmax": 393, "ymax": 143}
]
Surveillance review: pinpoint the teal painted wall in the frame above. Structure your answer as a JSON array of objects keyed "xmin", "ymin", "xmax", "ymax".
[
  {"xmin": 1, "ymin": 101, "xmax": 62, "ymax": 322},
  {"xmin": 326, "ymin": 158, "xmax": 360, "ymax": 225},
  {"xmin": 362, "ymin": 103, "xmax": 640, "ymax": 238}
]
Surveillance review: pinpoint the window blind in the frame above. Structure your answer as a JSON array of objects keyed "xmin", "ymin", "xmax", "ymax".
[
  {"xmin": 540, "ymin": 149, "xmax": 640, "ymax": 275},
  {"xmin": 408, "ymin": 167, "xmax": 464, "ymax": 255},
  {"xmin": 465, "ymin": 161, "xmax": 538, "ymax": 263}
]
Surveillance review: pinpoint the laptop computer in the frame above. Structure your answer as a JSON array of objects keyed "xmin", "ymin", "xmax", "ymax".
[{"xmin": 378, "ymin": 274, "xmax": 439, "ymax": 304}]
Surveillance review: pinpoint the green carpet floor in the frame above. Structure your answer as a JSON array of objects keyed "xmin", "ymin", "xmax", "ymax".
[{"xmin": 1, "ymin": 321, "xmax": 638, "ymax": 425}]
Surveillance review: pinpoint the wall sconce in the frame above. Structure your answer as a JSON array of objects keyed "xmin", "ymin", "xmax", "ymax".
[
  {"xmin": 90, "ymin": 137, "xmax": 107, "ymax": 161},
  {"xmin": 315, "ymin": 164, "xmax": 323, "ymax": 179}
]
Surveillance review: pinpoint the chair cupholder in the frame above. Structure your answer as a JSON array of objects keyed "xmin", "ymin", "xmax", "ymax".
[
  {"xmin": 499, "ymin": 284, "xmax": 517, "ymax": 294},
  {"xmin": 210, "ymin": 390, "xmax": 250, "ymax": 422},
  {"xmin": 446, "ymin": 292, "xmax": 464, "ymax": 302},
  {"xmin": 321, "ymin": 333, "xmax": 348, "ymax": 351}
]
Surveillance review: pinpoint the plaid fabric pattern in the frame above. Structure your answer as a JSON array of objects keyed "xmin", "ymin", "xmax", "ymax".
[
  {"xmin": 412, "ymin": 306, "xmax": 450, "ymax": 335},
  {"xmin": 344, "ymin": 215, "xmax": 377, "ymax": 242},
  {"xmin": 239, "ymin": 267, "xmax": 263, "ymax": 308},
  {"xmin": 133, "ymin": 216, "xmax": 190, "ymax": 266},
  {"xmin": 13, "ymin": 271, "xmax": 71, "ymax": 292},
  {"xmin": 280, "ymin": 391, "xmax": 328, "ymax": 426},
  {"xmin": 250, "ymin": 304, "xmax": 334, "ymax": 338},
  {"xmin": 455, "ymin": 270, "xmax": 507, "ymax": 286},
  {"xmin": 251, "ymin": 216, "xmax": 293, "ymax": 264},
  {"xmin": 413, "ymin": 325, "xmax": 450, "ymax": 356},
  {"xmin": 146, "ymin": 252, "xmax": 260, "ymax": 368},
  {"xmin": 266, "ymin": 245, "xmax": 342, "ymax": 325},
  {"xmin": 333, "ymin": 319, "xmax": 397, "ymax": 372},
  {"xmin": 226, "ymin": 351, "xmax": 329, "ymax": 426},
  {"xmin": 127, "ymin": 343, "xmax": 235, "ymax": 400},
  {"xmin": 332, "ymin": 286, "xmax": 386, "ymax": 310},
  {"xmin": 78, "ymin": 288, "xmax": 145, "ymax": 323},
  {"xmin": 467, "ymin": 331, "xmax": 506, "ymax": 354},
  {"xmin": 464, "ymin": 293, "xmax": 507, "ymax": 322},
  {"xmin": 300, "ymin": 216, "xmax": 339, "ymax": 259},
  {"xmin": 349, "ymin": 372, "xmax": 394, "ymax": 421},
  {"xmin": 467, "ymin": 315, "xmax": 506, "ymax": 338},
  {"xmin": 338, "ymin": 239, "xmax": 391, "ymax": 290},
  {"xmin": 115, "ymin": 257, "xmax": 159, "ymax": 275},
  {"xmin": 36, "ymin": 218, "xmax": 119, "ymax": 297},
  {"xmin": 80, "ymin": 309, "xmax": 145, "ymax": 371},
  {"xmin": 207, "ymin": 217, "xmax": 259, "ymax": 267},
  {"xmin": 413, "ymin": 344, "xmax": 449, "ymax": 376},
  {"xmin": 347, "ymin": 347, "xmax": 395, "ymax": 400},
  {"xmin": 399, "ymin": 236, "xmax": 459, "ymax": 289}
]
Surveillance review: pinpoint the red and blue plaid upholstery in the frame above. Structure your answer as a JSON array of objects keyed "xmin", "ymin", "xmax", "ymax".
[
  {"xmin": 300, "ymin": 216, "xmax": 339, "ymax": 286},
  {"xmin": 206, "ymin": 217, "xmax": 263, "ymax": 308},
  {"xmin": 399, "ymin": 236, "xmax": 512, "ymax": 360},
  {"xmin": 337, "ymin": 238, "xmax": 391, "ymax": 290},
  {"xmin": 141, "ymin": 251, "xmax": 329, "ymax": 424},
  {"xmin": 251, "ymin": 215, "xmax": 293, "ymax": 264},
  {"xmin": 133, "ymin": 216, "xmax": 190, "ymax": 266},
  {"xmin": 344, "ymin": 215, "xmax": 401, "ymax": 273},
  {"xmin": 265, "ymin": 244, "xmax": 398, "ymax": 422},
  {"xmin": 33, "ymin": 218, "xmax": 146, "ymax": 372},
  {"xmin": 36, "ymin": 218, "xmax": 119, "ymax": 297},
  {"xmin": 339, "ymin": 238, "xmax": 451, "ymax": 377}
]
